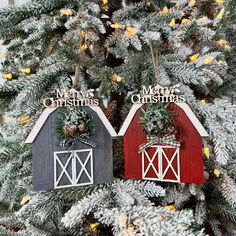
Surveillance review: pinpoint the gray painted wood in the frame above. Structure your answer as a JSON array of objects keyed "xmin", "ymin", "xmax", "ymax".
[{"xmin": 32, "ymin": 107, "xmax": 113, "ymax": 191}]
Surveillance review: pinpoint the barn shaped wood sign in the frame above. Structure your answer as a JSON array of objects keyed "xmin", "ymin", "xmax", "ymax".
[
  {"xmin": 25, "ymin": 106, "xmax": 117, "ymax": 191},
  {"xmin": 26, "ymin": 101, "xmax": 208, "ymax": 191},
  {"xmin": 118, "ymin": 102, "xmax": 208, "ymax": 184}
]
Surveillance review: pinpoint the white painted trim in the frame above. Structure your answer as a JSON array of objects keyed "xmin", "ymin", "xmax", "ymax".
[
  {"xmin": 118, "ymin": 103, "xmax": 208, "ymax": 137},
  {"xmin": 54, "ymin": 151, "xmax": 74, "ymax": 188},
  {"xmin": 177, "ymin": 148, "xmax": 180, "ymax": 182},
  {"xmin": 74, "ymin": 149, "xmax": 93, "ymax": 185},
  {"xmin": 25, "ymin": 106, "xmax": 118, "ymax": 144},
  {"xmin": 54, "ymin": 149, "xmax": 94, "ymax": 189},
  {"xmin": 26, "ymin": 102, "xmax": 208, "ymax": 143},
  {"xmin": 143, "ymin": 148, "xmax": 159, "ymax": 179},
  {"xmin": 25, "ymin": 107, "xmax": 57, "ymax": 143},
  {"xmin": 161, "ymin": 148, "xmax": 179, "ymax": 181},
  {"xmin": 176, "ymin": 103, "xmax": 208, "ymax": 137},
  {"xmin": 142, "ymin": 145, "xmax": 180, "ymax": 183},
  {"xmin": 118, "ymin": 104, "xmax": 143, "ymax": 136},
  {"xmin": 143, "ymin": 178, "xmax": 180, "ymax": 183}
]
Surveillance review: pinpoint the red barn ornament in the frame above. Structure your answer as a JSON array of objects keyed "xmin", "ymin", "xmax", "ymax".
[{"xmin": 119, "ymin": 102, "xmax": 208, "ymax": 184}]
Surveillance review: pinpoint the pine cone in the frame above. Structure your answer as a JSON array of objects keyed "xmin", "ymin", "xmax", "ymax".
[
  {"xmin": 63, "ymin": 125, "xmax": 77, "ymax": 137},
  {"xmin": 100, "ymin": 99, "xmax": 117, "ymax": 124},
  {"xmin": 77, "ymin": 122, "xmax": 88, "ymax": 133}
]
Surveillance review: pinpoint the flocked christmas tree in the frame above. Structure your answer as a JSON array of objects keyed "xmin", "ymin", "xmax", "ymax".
[{"xmin": 0, "ymin": 0, "xmax": 235, "ymax": 235}]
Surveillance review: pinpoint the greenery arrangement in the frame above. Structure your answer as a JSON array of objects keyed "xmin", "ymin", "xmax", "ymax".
[
  {"xmin": 139, "ymin": 103, "xmax": 175, "ymax": 137},
  {"xmin": 56, "ymin": 107, "xmax": 95, "ymax": 141}
]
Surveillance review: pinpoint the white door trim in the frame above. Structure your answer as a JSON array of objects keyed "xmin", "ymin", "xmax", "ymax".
[
  {"xmin": 142, "ymin": 146, "xmax": 180, "ymax": 183},
  {"xmin": 54, "ymin": 149, "xmax": 94, "ymax": 189}
]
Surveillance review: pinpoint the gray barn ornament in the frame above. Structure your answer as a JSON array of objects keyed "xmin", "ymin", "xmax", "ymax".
[{"xmin": 25, "ymin": 106, "xmax": 117, "ymax": 191}]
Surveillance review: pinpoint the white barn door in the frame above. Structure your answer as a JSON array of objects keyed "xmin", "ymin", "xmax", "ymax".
[
  {"xmin": 142, "ymin": 146, "xmax": 180, "ymax": 183},
  {"xmin": 54, "ymin": 149, "xmax": 93, "ymax": 189}
]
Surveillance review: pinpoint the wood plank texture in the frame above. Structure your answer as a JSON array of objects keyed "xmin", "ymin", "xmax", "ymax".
[
  {"xmin": 32, "ymin": 107, "xmax": 113, "ymax": 191},
  {"xmin": 124, "ymin": 103, "xmax": 204, "ymax": 184}
]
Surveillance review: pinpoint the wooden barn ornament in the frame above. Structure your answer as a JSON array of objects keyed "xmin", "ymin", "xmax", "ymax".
[
  {"xmin": 118, "ymin": 102, "xmax": 208, "ymax": 184},
  {"xmin": 25, "ymin": 106, "xmax": 117, "ymax": 191}
]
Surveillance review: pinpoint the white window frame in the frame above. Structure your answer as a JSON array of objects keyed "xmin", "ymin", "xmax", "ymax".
[
  {"xmin": 142, "ymin": 146, "xmax": 180, "ymax": 183},
  {"xmin": 54, "ymin": 149, "xmax": 94, "ymax": 189}
]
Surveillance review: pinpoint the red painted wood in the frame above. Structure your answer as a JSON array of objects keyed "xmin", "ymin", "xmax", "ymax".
[
  {"xmin": 124, "ymin": 110, "xmax": 147, "ymax": 180},
  {"xmin": 124, "ymin": 103, "xmax": 204, "ymax": 184},
  {"xmin": 168, "ymin": 103, "xmax": 204, "ymax": 183},
  {"xmin": 143, "ymin": 147, "xmax": 159, "ymax": 179},
  {"xmin": 161, "ymin": 147, "xmax": 179, "ymax": 181}
]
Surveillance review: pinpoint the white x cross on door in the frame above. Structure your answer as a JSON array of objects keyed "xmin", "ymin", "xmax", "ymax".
[
  {"xmin": 74, "ymin": 149, "xmax": 93, "ymax": 186},
  {"xmin": 54, "ymin": 149, "xmax": 93, "ymax": 189},
  {"xmin": 142, "ymin": 146, "xmax": 180, "ymax": 183}
]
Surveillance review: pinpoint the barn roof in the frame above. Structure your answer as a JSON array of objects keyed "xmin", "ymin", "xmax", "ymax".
[
  {"xmin": 118, "ymin": 103, "xmax": 209, "ymax": 137},
  {"xmin": 25, "ymin": 106, "xmax": 118, "ymax": 144}
]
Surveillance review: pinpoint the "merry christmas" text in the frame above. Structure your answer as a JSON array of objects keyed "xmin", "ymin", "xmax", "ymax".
[{"xmin": 131, "ymin": 85, "xmax": 185, "ymax": 104}]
